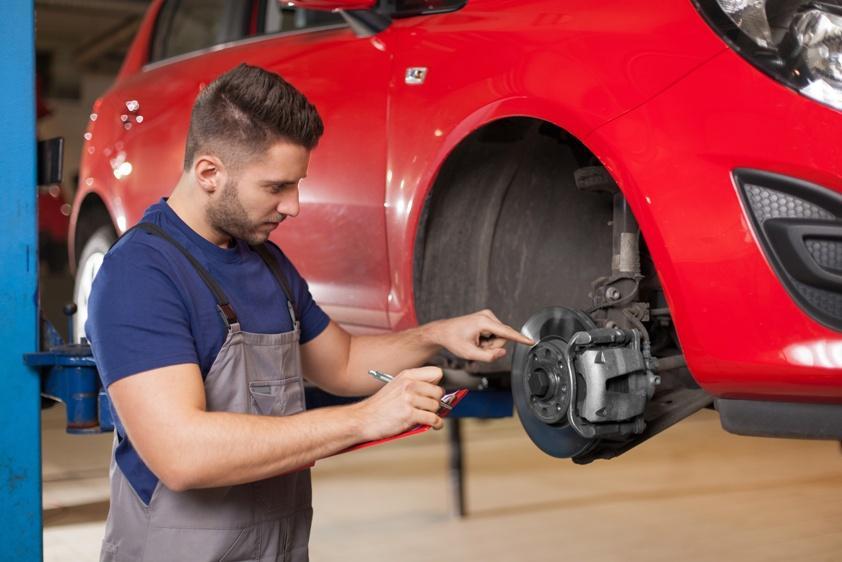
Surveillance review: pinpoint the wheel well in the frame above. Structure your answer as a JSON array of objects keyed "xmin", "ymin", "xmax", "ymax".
[
  {"xmin": 73, "ymin": 194, "xmax": 114, "ymax": 270},
  {"xmin": 413, "ymin": 117, "xmax": 614, "ymax": 330}
]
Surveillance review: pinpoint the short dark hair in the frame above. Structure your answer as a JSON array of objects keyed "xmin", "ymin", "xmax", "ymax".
[{"xmin": 183, "ymin": 63, "xmax": 324, "ymax": 171}]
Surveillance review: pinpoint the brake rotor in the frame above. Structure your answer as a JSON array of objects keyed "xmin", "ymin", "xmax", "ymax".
[{"xmin": 511, "ymin": 307, "xmax": 596, "ymax": 458}]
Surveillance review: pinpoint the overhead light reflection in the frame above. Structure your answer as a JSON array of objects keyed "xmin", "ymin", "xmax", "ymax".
[
  {"xmin": 110, "ymin": 151, "xmax": 133, "ymax": 180},
  {"xmin": 113, "ymin": 161, "xmax": 133, "ymax": 180},
  {"xmin": 784, "ymin": 340, "xmax": 842, "ymax": 368}
]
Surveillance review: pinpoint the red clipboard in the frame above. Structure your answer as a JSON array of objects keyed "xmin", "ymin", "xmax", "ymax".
[{"xmin": 338, "ymin": 388, "xmax": 469, "ymax": 454}]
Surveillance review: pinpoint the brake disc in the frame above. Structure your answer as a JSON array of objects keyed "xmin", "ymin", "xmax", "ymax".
[{"xmin": 511, "ymin": 307, "xmax": 596, "ymax": 458}]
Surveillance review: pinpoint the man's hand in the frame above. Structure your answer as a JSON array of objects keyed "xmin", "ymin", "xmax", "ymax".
[
  {"xmin": 352, "ymin": 366, "xmax": 445, "ymax": 441},
  {"xmin": 426, "ymin": 309, "xmax": 534, "ymax": 362}
]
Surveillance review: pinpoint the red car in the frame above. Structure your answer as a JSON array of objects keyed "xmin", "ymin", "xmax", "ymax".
[{"xmin": 70, "ymin": 0, "xmax": 842, "ymax": 462}]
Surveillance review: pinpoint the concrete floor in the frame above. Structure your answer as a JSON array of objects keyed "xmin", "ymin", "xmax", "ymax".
[{"xmin": 43, "ymin": 405, "xmax": 842, "ymax": 561}]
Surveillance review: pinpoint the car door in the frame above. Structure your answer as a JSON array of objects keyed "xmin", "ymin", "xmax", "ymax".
[
  {"xmin": 114, "ymin": 0, "xmax": 393, "ymax": 330},
  {"xmin": 249, "ymin": 3, "xmax": 393, "ymax": 330}
]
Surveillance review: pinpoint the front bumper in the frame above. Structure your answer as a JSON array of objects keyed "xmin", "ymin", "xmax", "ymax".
[{"xmin": 586, "ymin": 48, "xmax": 842, "ymax": 401}]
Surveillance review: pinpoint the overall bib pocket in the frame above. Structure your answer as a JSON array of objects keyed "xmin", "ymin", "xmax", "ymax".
[{"xmin": 248, "ymin": 377, "xmax": 304, "ymax": 417}]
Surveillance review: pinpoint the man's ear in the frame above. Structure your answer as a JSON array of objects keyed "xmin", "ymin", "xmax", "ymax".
[{"xmin": 192, "ymin": 154, "xmax": 227, "ymax": 194}]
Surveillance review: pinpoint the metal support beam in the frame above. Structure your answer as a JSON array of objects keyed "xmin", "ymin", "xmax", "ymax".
[
  {"xmin": 447, "ymin": 418, "xmax": 466, "ymax": 517},
  {"xmin": 0, "ymin": 2, "xmax": 42, "ymax": 560}
]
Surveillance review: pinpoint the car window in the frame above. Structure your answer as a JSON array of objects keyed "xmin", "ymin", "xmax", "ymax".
[
  {"xmin": 261, "ymin": 1, "xmax": 345, "ymax": 34},
  {"xmin": 149, "ymin": 0, "xmax": 252, "ymax": 63}
]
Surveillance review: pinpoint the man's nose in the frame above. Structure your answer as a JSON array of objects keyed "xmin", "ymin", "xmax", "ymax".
[{"xmin": 277, "ymin": 190, "xmax": 300, "ymax": 217}]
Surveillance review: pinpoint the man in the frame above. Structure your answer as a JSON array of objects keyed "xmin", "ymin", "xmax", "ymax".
[{"xmin": 87, "ymin": 64, "xmax": 531, "ymax": 562}]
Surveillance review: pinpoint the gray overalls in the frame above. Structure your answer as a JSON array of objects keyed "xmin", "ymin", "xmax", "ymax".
[{"xmin": 101, "ymin": 223, "xmax": 312, "ymax": 562}]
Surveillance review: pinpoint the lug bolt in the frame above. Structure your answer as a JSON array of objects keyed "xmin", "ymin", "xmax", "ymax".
[{"xmin": 606, "ymin": 287, "xmax": 621, "ymax": 301}]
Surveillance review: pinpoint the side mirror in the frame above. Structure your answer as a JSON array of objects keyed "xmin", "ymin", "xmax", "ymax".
[{"xmin": 37, "ymin": 137, "xmax": 63, "ymax": 187}]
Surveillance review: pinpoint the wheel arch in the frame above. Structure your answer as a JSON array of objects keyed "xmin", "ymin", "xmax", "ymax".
[
  {"xmin": 409, "ymin": 113, "xmax": 618, "ymax": 332},
  {"xmin": 388, "ymin": 96, "xmax": 605, "ymax": 329},
  {"xmin": 69, "ymin": 191, "xmax": 117, "ymax": 275}
]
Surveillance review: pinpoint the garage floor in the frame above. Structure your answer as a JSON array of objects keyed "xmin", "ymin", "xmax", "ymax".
[{"xmin": 43, "ymin": 405, "xmax": 842, "ymax": 561}]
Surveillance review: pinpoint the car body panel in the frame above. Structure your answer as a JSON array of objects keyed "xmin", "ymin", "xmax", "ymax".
[
  {"xmin": 587, "ymin": 48, "xmax": 842, "ymax": 400},
  {"xmin": 380, "ymin": 0, "xmax": 725, "ymax": 329}
]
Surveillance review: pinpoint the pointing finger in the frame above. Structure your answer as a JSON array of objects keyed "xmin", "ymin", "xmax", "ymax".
[{"xmin": 482, "ymin": 318, "xmax": 534, "ymax": 346}]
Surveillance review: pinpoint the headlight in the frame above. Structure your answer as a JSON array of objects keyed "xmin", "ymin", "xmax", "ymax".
[{"xmin": 694, "ymin": 0, "xmax": 842, "ymax": 111}]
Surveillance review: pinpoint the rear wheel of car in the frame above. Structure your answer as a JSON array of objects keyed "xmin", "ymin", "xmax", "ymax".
[{"xmin": 73, "ymin": 225, "xmax": 116, "ymax": 343}]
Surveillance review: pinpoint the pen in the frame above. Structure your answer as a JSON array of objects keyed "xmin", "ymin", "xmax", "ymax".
[
  {"xmin": 368, "ymin": 369, "xmax": 394, "ymax": 384},
  {"xmin": 368, "ymin": 369, "xmax": 453, "ymax": 411}
]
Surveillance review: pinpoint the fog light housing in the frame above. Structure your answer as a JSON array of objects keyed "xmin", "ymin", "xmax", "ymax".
[{"xmin": 736, "ymin": 169, "xmax": 842, "ymax": 330}]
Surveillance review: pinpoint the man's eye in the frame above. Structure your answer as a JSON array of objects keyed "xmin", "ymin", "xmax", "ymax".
[{"xmin": 268, "ymin": 182, "xmax": 297, "ymax": 194}]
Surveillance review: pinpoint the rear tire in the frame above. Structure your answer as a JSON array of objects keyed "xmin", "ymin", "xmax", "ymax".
[{"xmin": 73, "ymin": 225, "xmax": 116, "ymax": 342}]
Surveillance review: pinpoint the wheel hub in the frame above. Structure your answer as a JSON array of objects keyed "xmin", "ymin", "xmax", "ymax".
[
  {"xmin": 524, "ymin": 338, "xmax": 570, "ymax": 424},
  {"xmin": 511, "ymin": 307, "xmax": 596, "ymax": 458}
]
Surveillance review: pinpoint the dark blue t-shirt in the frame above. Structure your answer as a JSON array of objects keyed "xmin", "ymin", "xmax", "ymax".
[{"xmin": 86, "ymin": 199, "xmax": 330, "ymax": 503}]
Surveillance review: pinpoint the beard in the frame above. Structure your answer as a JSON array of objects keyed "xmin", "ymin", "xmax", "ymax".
[{"xmin": 206, "ymin": 178, "xmax": 284, "ymax": 246}]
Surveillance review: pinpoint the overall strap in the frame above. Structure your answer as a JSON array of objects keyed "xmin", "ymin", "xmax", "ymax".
[
  {"xmin": 129, "ymin": 222, "xmax": 239, "ymax": 328},
  {"xmin": 252, "ymin": 243, "xmax": 298, "ymax": 326}
]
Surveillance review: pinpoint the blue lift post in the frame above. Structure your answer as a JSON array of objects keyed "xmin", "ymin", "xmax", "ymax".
[{"xmin": 0, "ymin": 2, "xmax": 41, "ymax": 560}]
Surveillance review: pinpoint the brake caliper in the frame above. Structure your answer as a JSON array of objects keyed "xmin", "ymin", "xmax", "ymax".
[
  {"xmin": 522, "ymin": 327, "xmax": 659, "ymax": 440},
  {"xmin": 569, "ymin": 328, "xmax": 659, "ymax": 438}
]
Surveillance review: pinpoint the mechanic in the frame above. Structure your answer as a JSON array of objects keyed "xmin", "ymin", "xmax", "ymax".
[{"xmin": 86, "ymin": 64, "xmax": 532, "ymax": 562}]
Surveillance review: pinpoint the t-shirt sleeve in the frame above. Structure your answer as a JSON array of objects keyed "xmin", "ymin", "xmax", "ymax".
[
  {"xmin": 270, "ymin": 245, "xmax": 330, "ymax": 344},
  {"xmin": 85, "ymin": 243, "xmax": 199, "ymax": 387}
]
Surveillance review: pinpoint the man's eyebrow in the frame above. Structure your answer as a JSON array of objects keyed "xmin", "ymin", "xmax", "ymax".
[{"xmin": 260, "ymin": 176, "xmax": 305, "ymax": 186}]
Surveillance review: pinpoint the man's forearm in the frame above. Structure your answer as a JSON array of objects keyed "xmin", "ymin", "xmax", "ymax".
[
  {"xmin": 159, "ymin": 404, "xmax": 364, "ymax": 491},
  {"xmin": 303, "ymin": 309, "xmax": 526, "ymax": 397},
  {"xmin": 342, "ymin": 322, "xmax": 444, "ymax": 395}
]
